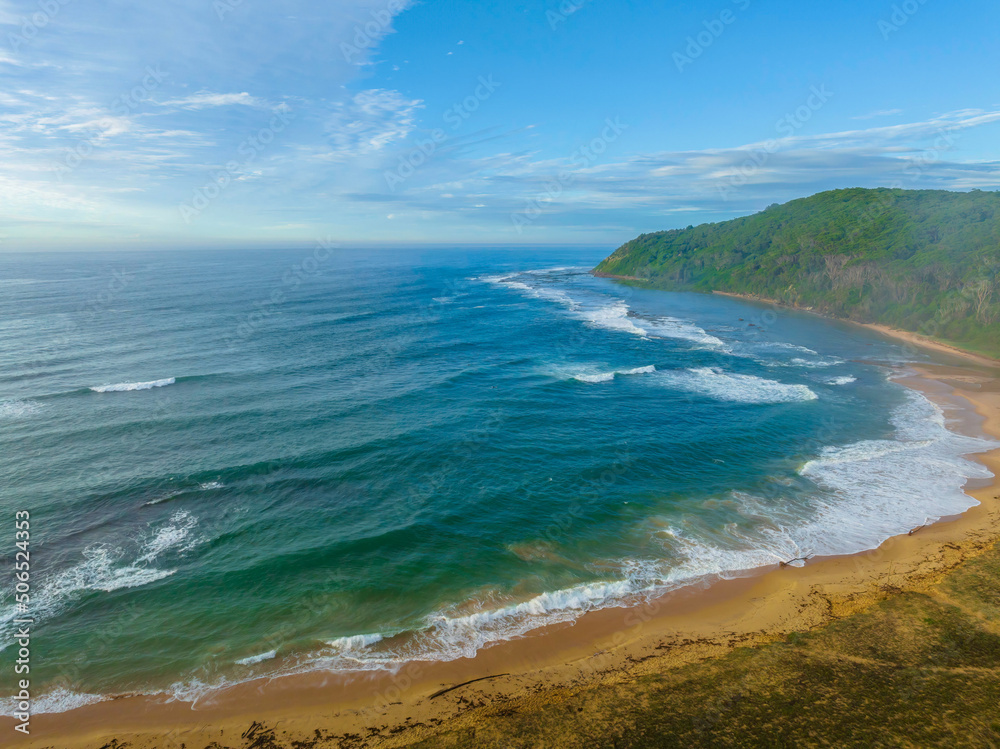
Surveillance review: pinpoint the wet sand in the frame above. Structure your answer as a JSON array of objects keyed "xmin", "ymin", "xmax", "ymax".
[{"xmin": 5, "ymin": 338, "xmax": 1000, "ymax": 748}]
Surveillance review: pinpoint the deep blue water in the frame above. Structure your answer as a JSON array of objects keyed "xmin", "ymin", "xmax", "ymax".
[{"xmin": 0, "ymin": 247, "xmax": 994, "ymax": 712}]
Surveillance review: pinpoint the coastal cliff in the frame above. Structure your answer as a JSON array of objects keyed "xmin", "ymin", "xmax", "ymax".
[{"xmin": 594, "ymin": 188, "xmax": 1000, "ymax": 356}]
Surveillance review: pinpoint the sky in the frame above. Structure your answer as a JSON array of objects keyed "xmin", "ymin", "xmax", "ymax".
[{"xmin": 1, "ymin": 0, "xmax": 999, "ymax": 250}]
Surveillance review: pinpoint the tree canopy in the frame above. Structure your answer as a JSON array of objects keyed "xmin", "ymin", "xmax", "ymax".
[{"xmin": 594, "ymin": 188, "xmax": 1000, "ymax": 356}]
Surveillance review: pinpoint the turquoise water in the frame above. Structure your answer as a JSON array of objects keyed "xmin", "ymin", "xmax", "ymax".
[{"xmin": 0, "ymin": 248, "xmax": 994, "ymax": 712}]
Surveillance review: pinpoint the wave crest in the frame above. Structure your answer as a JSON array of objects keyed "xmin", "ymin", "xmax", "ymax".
[
  {"xmin": 656, "ymin": 367, "xmax": 819, "ymax": 404},
  {"xmin": 90, "ymin": 378, "xmax": 175, "ymax": 393},
  {"xmin": 0, "ymin": 511, "xmax": 200, "ymax": 654},
  {"xmin": 574, "ymin": 365, "xmax": 656, "ymax": 383}
]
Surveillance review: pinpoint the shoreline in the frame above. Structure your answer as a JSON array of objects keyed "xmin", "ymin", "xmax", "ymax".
[
  {"xmin": 708, "ymin": 289, "xmax": 1000, "ymax": 367},
  {"xmin": 6, "ymin": 349, "xmax": 1000, "ymax": 746},
  {"xmin": 586, "ymin": 277, "xmax": 1000, "ymax": 367},
  {"xmin": 859, "ymin": 322, "xmax": 1000, "ymax": 369}
]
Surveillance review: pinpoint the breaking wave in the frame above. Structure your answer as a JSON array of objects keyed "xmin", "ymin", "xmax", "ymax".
[
  {"xmin": 655, "ymin": 367, "xmax": 819, "ymax": 404},
  {"xmin": 90, "ymin": 378, "xmax": 175, "ymax": 393}
]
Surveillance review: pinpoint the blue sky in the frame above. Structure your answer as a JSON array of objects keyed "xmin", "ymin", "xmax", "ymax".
[{"xmin": 2, "ymin": 0, "xmax": 999, "ymax": 249}]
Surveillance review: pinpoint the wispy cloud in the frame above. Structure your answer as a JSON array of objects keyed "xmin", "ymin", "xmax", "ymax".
[
  {"xmin": 0, "ymin": 0, "xmax": 417, "ymax": 245},
  {"xmin": 852, "ymin": 108, "xmax": 903, "ymax": 120},
  {"xmin": 325, "ymin": 89, "xmax": 424, "ymax": 155},
  {"xmin": 159, "ymin": 92, "xmax": 268, "ymax": 110},
  {"xmin": 1, "ymin": 0, "xmax": 998, "ymax": 248},
  {"xmin": 338, "ymin": 109, "xmax": 1000, "ymax": 234}
]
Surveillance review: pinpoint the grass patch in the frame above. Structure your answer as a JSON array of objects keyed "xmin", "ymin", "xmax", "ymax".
[{"xmin": 404, "ymin": 540, "xmax": 1000, "ymax": 748}]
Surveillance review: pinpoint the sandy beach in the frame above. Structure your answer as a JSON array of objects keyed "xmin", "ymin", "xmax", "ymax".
[
  {"xmin": 710, "ymin": 289, "xmax": 1000, "ymax": 367},
  {"xmin": 6, "ymin": 334, "xmax": 1000, "ymax": 749}
]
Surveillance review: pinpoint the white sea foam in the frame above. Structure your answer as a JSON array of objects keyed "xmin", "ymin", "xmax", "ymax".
[
  {"xmin": 825, "ymin": 375, "xmax": 858, "ymax": 386},
  {"xmin": 199, "ymin": 481, "xmax": 224, "ymax": 490},
  {"xmin": 528, "ymin": 285, "xmax": 575, "ymax": 306},
  {"xmin": 18, "ymin": 370, "xmax": 997, "ymax": 716},
  {"xmin": 574, "ymin": 365, "xmax": 656, "ymax": 384},
  {"xmin": 0, "ymin": 399, "xmax": 40, "ymax": 419},
  {"xmin": 623, "ymin": 365, "xmax": 657, "ymax": 376},
  {"xmin": 750, "ymin": 354, "xmax": 845, "ymax": 368},
  {"xmin": 645, "ymin": 317, "xmax": 727, "ymax": 348},
  {"xmin": 733, "ymin": 340, "xmax": 846, "ymax": 369},
  {"xmin": 649, "ymin": 522, "xmax": 801, "ymax": 582},
  {"xmin": 90, "ymin": 377, "xmax": 175, "ymax": 393},
  {"xmin": 642, "ymin": 394, "xmax": 997, "ymax": 580},
  {"xmin": 788, "ymin": 390, "xmax": 996, "ymax": 555},
  {"xmin": 34, "ymin": 383, "xmax": 999, "ymax": 713},
  {"xmin": 0, "ymin": 547, "xmax": 175, "ymax": 653},
  {"xmin": 327, "ymin": 633, "xmax": 384, "ymax": 651},
  {"xmin": 476, "ymin": 272, "xmax": 517, "ymax": 284},
  {"xmin": 182, "ymin": 581, "xmax": 652, "ymax": 697},
  {"xmin": 479, "ymin": 272, "xmax": 576, "ymax": 307},
  {"xmin": 576, "ymin": 301, "xmax": 648, "ymax": 336},
  {"xmin": 478, "ymin": 270, "xmax": 727, "ymax": 349},
  {"xmin": 137, "ymin": 511, "xmax": 200, "ymax": 564},
  {"xmin": 756, "ymin": 342, "xmax": 819, "ymax": 355},
  {"xmin": 162, "ymin": 633, "xmax": 396, "ymax": 704},
  {"xmin": 17, "ymin": 688, "xmax": 110, "ymax": 716},
  {"xmin": 0, "ymin": 512, "xmax": 198, "ymax": 653},
  {"xmin": 0, "ymin": 688, "xmax": 106, "ymax": 717},
  {"xmin": 656, "ymin": 367, "xmax": 819, "ymax": 404},
  {"xmin": 201, "ymin": 551, "xmax": 741, "ymax": 685},
  {"xmin": 41, "ymin": 547, "xmax": 175, "ymax": 598},
  {"xmin": 236, "ymin": 650, "xmax": 278, "ymax": 666},
  {"xmin": 524, "ymin": 266, "xmax": 587, "ymax": 274},
  {"xmin": 415, "ymin": 580, "xmax": 638, "ymax": 660},
  {"xmin": 572, "ymin": 302, "xmax": 726, "ymax": 347},
  {"xmin": 789, "ymin": 357, "xmax": 843, "ymax": 367},
  {"xmin": 800, "ymin": 439, "xmax": 931, "ymax": 472}
]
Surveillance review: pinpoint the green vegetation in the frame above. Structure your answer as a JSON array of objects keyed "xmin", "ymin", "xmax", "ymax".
[
  {"xmin": 405, "ymin": 538, "xmax": 1000, "ymax": 748},
  {"xmin": 594, "ymin": 188, "xmax": 1000, "ymax": 356}
]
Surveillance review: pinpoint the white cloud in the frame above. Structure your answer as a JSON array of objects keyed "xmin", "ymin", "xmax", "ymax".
[
  {"xmin": 0, "ymin": 0, "xmax": 418, "ymax": 241},
  {"xmin": 852, "ymin": 108, "xmax": 903, "ymax": 120},
  {"xmin": 738, "ymin": 110, "xmax": 1000, "ymax": 153},
  {"xmin": 344, "ymin": 109, "xmax": 1000, "ymax": 231},
  {"xmin": 325, "ymin": 89, "xmax": 423, "ymax": 155},
  {"xmin": 159, "ymin": 92, "xmax": 268, "ymax": 110},
  {"xmin": 0, "ymin": 0, "xmax": 996, "ymax": 247}
]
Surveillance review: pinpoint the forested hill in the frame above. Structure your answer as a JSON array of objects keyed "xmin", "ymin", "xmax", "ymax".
[{"xmin": 594, "ymin": 188, "xmax": 1000, "ymax": 356}]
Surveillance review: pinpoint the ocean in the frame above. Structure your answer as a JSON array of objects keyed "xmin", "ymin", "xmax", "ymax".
[{"xmin": 0, "ymin": 247, "xmax": 994, "ymax": 713}]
